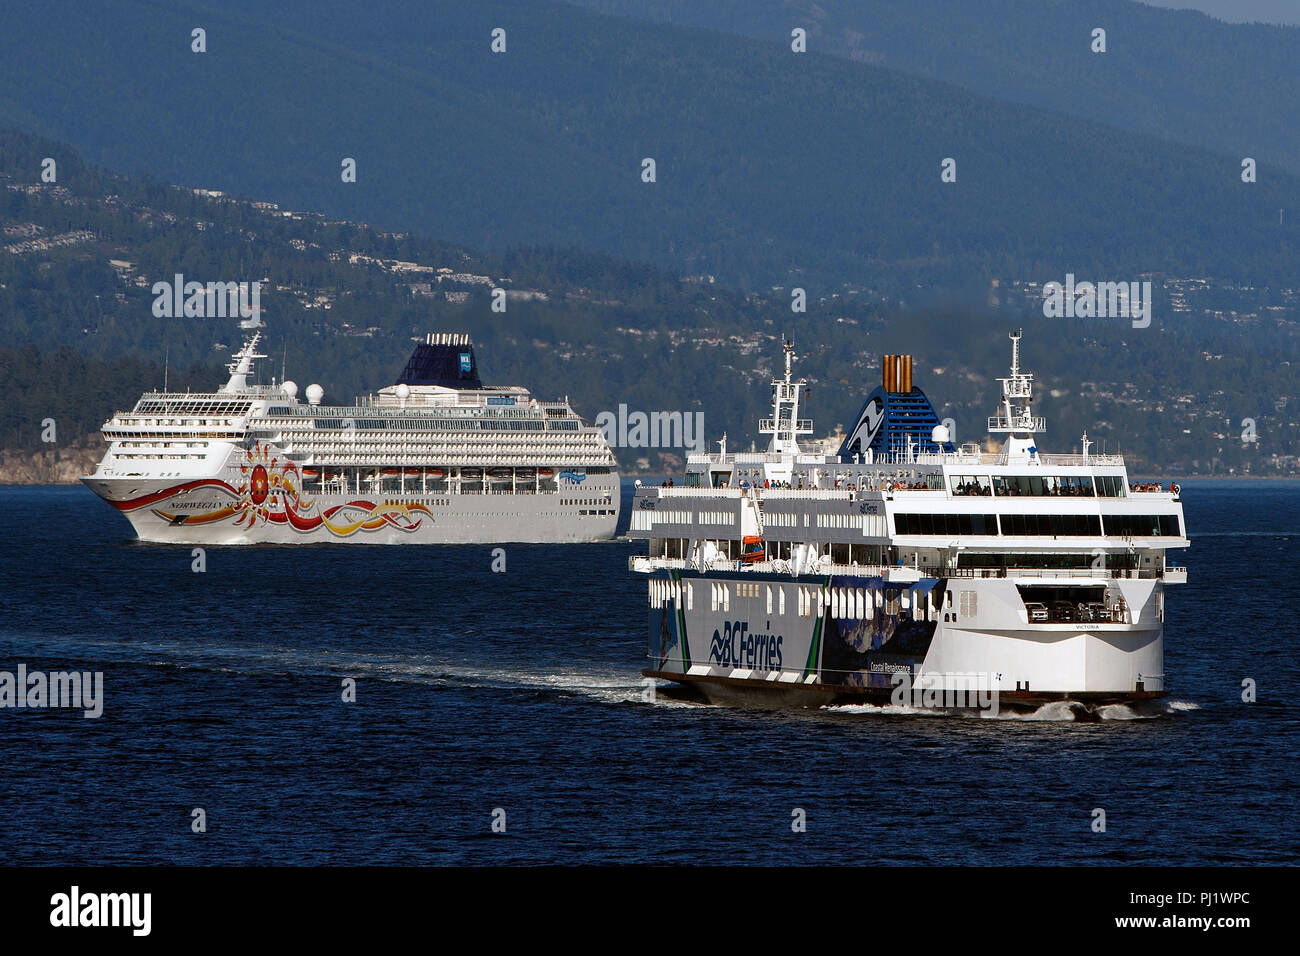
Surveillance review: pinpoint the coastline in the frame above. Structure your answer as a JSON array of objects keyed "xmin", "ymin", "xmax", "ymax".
[{"xmin": 0, "ymin": 444, "xmax": 99, "ymax": 485}]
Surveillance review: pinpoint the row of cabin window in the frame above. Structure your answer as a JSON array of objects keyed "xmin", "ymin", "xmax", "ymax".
[
  {"xmin": 798, "ymin": 586, "xmax": 916, "ymax": 620},
  {"xmin": 895, "ymin": 513, "xmax": 1000, "ymax": 535},
  {"xmin": 950, "ymin": 474, "xmax": 1127, "ymax": 497},
  {"xmin": 652, "ymin": 579, "xmax": 925, "ymax": 622},
  {"xmin": 894, "ymin": 513, "xmax": 1177, "ymax": 537}
]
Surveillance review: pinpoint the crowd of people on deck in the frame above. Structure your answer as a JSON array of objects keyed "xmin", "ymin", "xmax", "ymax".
[
  {"xmin": 1133, "ymin": 481, "xmax": 1180, "ymax": 495},
  {"xmin": 751, "ymin": 479, "xmax": 803, "ymax": 490},
  {"xmin": 658, "ymin": 472, "xmax": 1179, "ymax": 497}
]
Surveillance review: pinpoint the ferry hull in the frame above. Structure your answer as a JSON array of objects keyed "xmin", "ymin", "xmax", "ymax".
[
  {"xmin": 643, "ymin": 570, "xmax": 1166, "ymax": 709},
  {"xmin": 643, "ymin": 669, "xmax": 1168, "ymax": 712},
  {"xmin": 81, "ymin": 475, "xmax": 619, "ymax": 544}
]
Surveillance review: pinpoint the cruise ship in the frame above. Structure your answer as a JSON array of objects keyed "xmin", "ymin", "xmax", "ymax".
[
  {"xmin": 83, "ymin": 329, "xmax": 620, "ymax": 543},
  {"xmin": 629, "ymin": 333, "xmax": 1188, "ymax": 713}
]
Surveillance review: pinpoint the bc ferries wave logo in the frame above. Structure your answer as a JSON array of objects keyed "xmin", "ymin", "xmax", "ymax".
[
  {"xmin": 558, "ymin": 470, "xmax": 587, "ymax": 484},
  {"xmin": 840, "ymin": 396, "xmax": 885, "ymax": 457}
]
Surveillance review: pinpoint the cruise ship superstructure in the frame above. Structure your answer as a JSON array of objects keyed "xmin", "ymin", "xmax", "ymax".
[
  {"xmin": 83, "ymin": 330, "xmax": 620, "ymax": 543},
  {"xmin": 630, "ymin": 333, "xmax": 1188, "ymax": 710}
]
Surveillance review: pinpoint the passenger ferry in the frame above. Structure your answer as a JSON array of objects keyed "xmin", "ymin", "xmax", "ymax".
[
  {"xmin": 629, "ymin": 332, "xmax": 1188, "ymax": 712},
  {"xmin": 83, "ymin": 328, "xmax": 620, "ymax": 543}
]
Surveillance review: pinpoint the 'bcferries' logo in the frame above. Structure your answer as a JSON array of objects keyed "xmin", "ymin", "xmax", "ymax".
[
  {"xmin": 709, "ymin": 620, "xmax": 783, "ymax": 670},
  {"xmin": 559, "ymin": 470, "xmax": 587, "ymax": 484}
]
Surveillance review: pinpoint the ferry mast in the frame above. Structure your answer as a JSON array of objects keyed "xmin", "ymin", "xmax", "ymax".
[
  {"xmin": 759, "ymin": 339, "xmax": 813, "ymax": 455},
  {"xmin": 987, "ymin": 330, "xmax": 1046, "ymax": 464}
]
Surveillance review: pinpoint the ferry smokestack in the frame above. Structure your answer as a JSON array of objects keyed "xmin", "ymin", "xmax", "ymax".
[{"xmin": 882, "ymin": 355, "xmax": 913, "ymax": 393}]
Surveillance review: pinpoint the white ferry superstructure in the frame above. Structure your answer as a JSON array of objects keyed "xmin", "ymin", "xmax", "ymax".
[
  {"xmin": 83, "ymin": 329, "xmax": 620, "ymax": 543},
  {"xmin": 629, "ymin": 332, "xmax": 1188, "ymax": 710}
]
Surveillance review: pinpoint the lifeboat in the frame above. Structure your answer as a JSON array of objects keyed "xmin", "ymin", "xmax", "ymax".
[
  {"xmin": 382, "ymin": 467, "xmax": 401, "ymax": 477},
  {"xmin": 489, "ymin": 468, "xmax": 514, "ymax": 480},
  {"xmin": 302, "ymin": 467, "xmax": 322, "ymax": 479},
  {"xmin": 515, "ymin": 468, "xmax": 536, "ymax": 480},
  {"xmin": 427, "ymin": 467, "xmax": 445, "ymax": 479},
  {"xmin": 740, "ymin": 535, "xmax": 766, "ymax": 564},
  {"xmin": 460, "ymin": 468, "xmax": 483, "ymax": 480},
  {"xmin": 538, "ymin": 467, "xmax": 554, "ymax": 478}
]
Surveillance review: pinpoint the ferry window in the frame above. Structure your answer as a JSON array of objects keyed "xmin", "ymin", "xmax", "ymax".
[
  {"xmin": 895, "ymin": 513, "xmax": 999, "ymax": 535},
  {"xmin": 1096, "ymin": 475, "xmax": 1125, "ymax": 497},
  {"xmin": 1103, "ymin": 514, "xmax": 1180, "ymax": 537},
  {"xmin": 1001, "ymin": 514, "xmax": 1101, "ymax": 535},
  {"xmin": 953, "ymin": 475, "xmax": 992, "ymax": 496},
  {"xmin": 994, "ymin": 475, "xmax": 1097, "ymax": 497}
]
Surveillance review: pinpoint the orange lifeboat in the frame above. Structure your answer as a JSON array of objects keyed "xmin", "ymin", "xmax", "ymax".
[{"xmin": 740, "ymin": 536, "xmax": 766, "ymax": 563}]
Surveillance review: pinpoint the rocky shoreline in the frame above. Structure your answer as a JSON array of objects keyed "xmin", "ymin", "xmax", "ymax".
[{"xmin": 0, "ymin": 443, "xmax": 101, "ymax": 485}]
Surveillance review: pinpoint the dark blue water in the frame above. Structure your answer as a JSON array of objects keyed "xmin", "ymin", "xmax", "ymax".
[{"xmin": 1, "ymin": 479, "xmax": 1296, "ymax": 865}]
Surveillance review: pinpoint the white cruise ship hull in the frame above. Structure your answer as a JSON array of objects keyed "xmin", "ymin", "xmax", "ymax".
[
  {"xmin": 82, "ymin": 474, "xmax": 619, "ymax": 544},
  {"xmin": 643, "ymin": 570, "xmax": 1167, "ymax": 709},
  {"xmin": 83, "ymin": 329, "xmax": 623, "ymax": 545}
]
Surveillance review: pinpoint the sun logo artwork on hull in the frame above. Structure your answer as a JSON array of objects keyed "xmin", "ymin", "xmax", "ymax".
[
  {"xmin": 150, "ymin": 443, "xmax": 433, "ymax": 536},
  {"xmin": 235, "ymin": 443, "xmax": 310, "ymax": 526}
]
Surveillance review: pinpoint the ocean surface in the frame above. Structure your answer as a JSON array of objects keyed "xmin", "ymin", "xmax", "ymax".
[{"xmin": 0, "ymin": 479, "xmax": 1296, "ymax": 865}]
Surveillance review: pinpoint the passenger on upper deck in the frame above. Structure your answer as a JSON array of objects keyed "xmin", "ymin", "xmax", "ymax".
[{"xmin": 1131, "ymin": 481, "xmax": 1166, "ymax": 493}]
